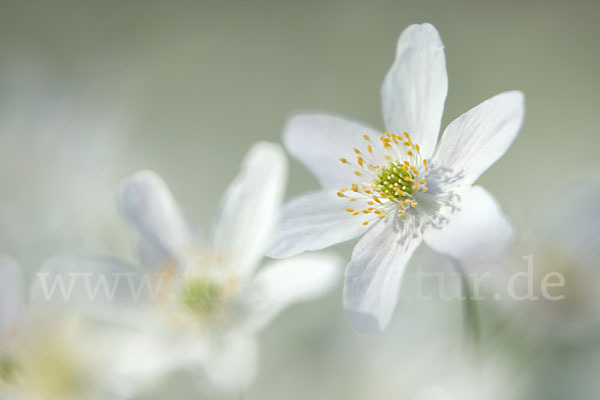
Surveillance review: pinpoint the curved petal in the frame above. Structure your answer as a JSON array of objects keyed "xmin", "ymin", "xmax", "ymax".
[
  {"xmin": 212, "ymin": 142, "xmax": 287, "ymax": 278},
  {"xmin": 283, "ymin": 112, "xmax": 383, "ymax": 189},
  {"xmin": 198, "ymin": 334, "xmax": 258, "ymax": 393},
  {"xmin": 266, "ymin": 190, "xmax": 371, "ymax": 258},
  {"xmin": 424, "ymin": 186, "xmax": 513, "ymax": 261},
  {"xmin": 29, "ymin": 255, "xmax": 159, "ymax": 329},
  {"xmin": 381, "ymin": 23, "xmax": 448, "ymax": 159},
  {"xmin": 0, "ymin": 256, "xmax": 23, "ymax": 346},
  {"xmin": 344, "ymin": 218, "xmax": 422, "ymax": 334},
  {"xmin": 430, "ymin": 91, "xmax": 525, "ymax": 186},
  {"xmin": 241, "ymin": 253, "xmax": 341, "ymax": 333},
  {"xmin": 118, "ymin": 170, "xmax": 193, "ymax": 269}
]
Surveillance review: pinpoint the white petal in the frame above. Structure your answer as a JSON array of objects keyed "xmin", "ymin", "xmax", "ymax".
[
  {"xmin": 266, "ymin": 190, "xmax": 369, "ymax": 258},
  {"xmin": 283, "ymin": 112, "xmax": 383, "ymax": 189},
  {"xmin": 381, "ymin": 23, "xmax": 448, "ymax": 159},
  {"xmin": 424, "ymin": 186, "xmax": 513, "ymax": 261},
  {"xmin": 0, "ymin": 256, "xmax": 23, "ymax": 345},
  {"xmin": 241, "ymin": 253, "xmax": 341, "ymax": 333},
  {"xmin": 29, "ymin": 256, "xmax": 157, "ymax": 328},
  {"xmin": 344, "ymin": 218, "xmax": 421, "ymax": 334},
  {"xmin": 212, "ymin": 142, "xmax": 287, "ymax": 278},
  {"xmin": 199, "ymin": 334, "xmax": 258, "ymax": 393},
  {"xmin": 118, "ymin": 170, "xmax": 193, "ymax": 269},
  {"xmin": 430, "ymin": 91, "xmax": 525, "ymax": 185}
]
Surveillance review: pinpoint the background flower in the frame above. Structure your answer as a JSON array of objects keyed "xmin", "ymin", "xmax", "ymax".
[{"xmin": 40, "ymin": 143, "xmax": 341, "ymax": 397}]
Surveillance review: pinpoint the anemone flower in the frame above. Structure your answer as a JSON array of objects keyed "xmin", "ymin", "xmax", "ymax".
[
  {"xmin": 43, "ymin": 142, "xmax": 340, "ymax": 395},
  {"xmin": 0, "ymin": 257, "xmax": 119, "ymax": 400},
  {"xmin": 267, "ymin": 23, "xmax": 524, "ymax": 334}
]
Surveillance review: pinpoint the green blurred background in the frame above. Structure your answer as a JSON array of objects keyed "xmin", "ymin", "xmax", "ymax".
[{"xmin": 1, "ymin": 0, "xmax": 599, "ymax": 399}]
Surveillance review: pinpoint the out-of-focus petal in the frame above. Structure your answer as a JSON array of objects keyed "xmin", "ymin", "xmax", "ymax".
[
  {"xmin": 198, "ymin": 334, "xmax": 258, "ymax": 393},
  {"xmin": 29, "ymin": 255, "xmax": 160, "ymax": 329},
  {"xmin": 424, "ymin": 186, "xmax": 513, "ymax": 261},
  {"xmin": 267, "ymin": 190, "xmax": 370, "ymax": 258},
  {"xmin": 118, "ymin": 170, "xmax": 194, "ymax": 269},
  {"xmin": 284, "ymin": 112, "xmax": 383, "ymax": 189},
  {"xmin": 430, "ymin": 91, "xmax": 525, "ymax": 186},
  {"xmin": 381, "ymin": 23, "xmax": 448, "ymax": 159},
  {"xmin": 344, "ymin": 219, "xmax": 421, "ymax": 334},
  {"xmin": 241, "ymin": 253, "xmax": 341, "ymax": 333},
  {"xmin": 212, "ymin": 142, "xmax": 287, "ymax": 278}
]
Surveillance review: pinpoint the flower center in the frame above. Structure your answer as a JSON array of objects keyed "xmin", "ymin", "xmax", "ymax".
[
  {"xmin": 374, "ymin": 161, "xmax": 416, "ymax": 197},
  {"xmin": 180, "ymin": 278, "xmax": 224, "ymax": 316},
  {"xmin": 337, "ymin": 131, "xmax": 429, "ymax": 225}
]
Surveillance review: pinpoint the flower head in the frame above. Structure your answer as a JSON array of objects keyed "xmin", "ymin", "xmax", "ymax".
[
  {"xmin": 267, "ymin": 23, "xmax": 525, "ymax": 334},
  {"xmin": 0, "ymin": 257, "xmax": 117, "ymax": 400},
  {"xmin": 52, "ymin": 142, "xmax": 340, "ymax": 393}
]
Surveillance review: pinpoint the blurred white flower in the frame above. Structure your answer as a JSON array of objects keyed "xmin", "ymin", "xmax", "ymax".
[
  {"xmin": 0, "ymin": 257, "xmax": 119, "ymax": 400},
  {"xmin": 267, "ymin": 23, "xmax": 525, "ymax": 334},
  {"xmin": 492, "ymin": 177, "xmax": 600, "ymax": 339},
  {"xmin": 48, "ymin": 142, "xmax": 340, "ymax": 395}
]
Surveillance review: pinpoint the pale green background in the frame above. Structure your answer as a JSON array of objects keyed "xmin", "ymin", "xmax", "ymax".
[{"xmin": 0, "ymin": 0, "xmax": 599, "ymax": 399}]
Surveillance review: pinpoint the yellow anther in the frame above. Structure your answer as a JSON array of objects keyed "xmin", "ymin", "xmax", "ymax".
[
  {"xmin": 385, "ymin": 131, "xmax": 391, "ymax": 137},
  {"xmin": 362, "ymin": 221, "xmax": 369, "ymax": 226},
  {"xmin": 351, "ymin": 183, "xmax": 359, "ymax": 192},
  {"xmin": 407, "ymin": 150, "xmax": 414, "ymax": 157},
  {"xmin": 378, "ymin": 215, "xmax": 386, "ymax": 219},
  {"xmin": 423, "ymin": 187, "xmax": 428, "ymax": 192},
  {"xmin": 411, "ymin": 202, "xmax": 418, "ymax": 207},
  {"xmin": 362, "ymin": 209, "xmax": 370, "ymax": 214},
  {"xmin": 363, "ymin": 134, "xmax": 370, "ymax": 141},
  {"xmin": 339, "ymin": 187, "xmax": 348, "ymax": 192},
  {"xmin": 373, "ymin": 196, "xmax": 382, "ymax": 204},
  {"xmin": 357, "ymin": 157, "xmax": 364, "ymax": 166},
  {"xmin": 352, "ymin": 211, "xmax": 360, "ymax": 215},
  {"xmin": 349, "ymin": 197, "xmax": 357, "ymax": 202},
  {"xmin": 384, "ymin": 154, "xmax": 392, "ymax": 161},
  {"xmin": 354, "ymin": 170, "xmax": 362, "ymax": 176},
  {"xmin": 364, "ymin": 190, "xmax": 372, "ymax": 195},
  {"xmin": 421, "ymin": 178, "xmax": 427, "ymax": 184},
  {"xmin": 415, "ymin": 144, "xmax": 420, "ymax": 152},
  {"xmin": 337, "ymin": 192, "xmax": 344, "ymax": 197},
  {"xmin": 367, "ymin": 200, "xmax": 374, "ymax": 205},
  {"xmin": 367, "ymin": 145, "xmax": 373, "ymax": 153},
  {"xmin": 412, "ymin": 184, "xmax": 419, "ymax": 190},
  {"xmin": 397, "ymin": 210, "xmax": 404, "ymax": 217},
  {"xmin": 403, "ymin": 132, "xmax": 410, "ymax": 139},
  {"xmin": 346, "ymin": 208, "xmax": 355, "ymax": 212},
  {"xmin": 340, "ymin": 158, "xmax": 348, "ymax": 164},
  {"xmin": 404, "ymin": 161, "xmax": 410, "ymax": 166}
]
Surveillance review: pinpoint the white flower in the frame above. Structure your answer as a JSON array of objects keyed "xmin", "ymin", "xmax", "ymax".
[
  {"xmin": 51, "ymin": 142, "xmax": 340, "ymax": 394},
  {"xmin": 0, "ymin": 257, "xmax": 117, "ymax": 400},
  {"xmin": 267, "ymin": 23, "xmax": 525, "ymax": 334}
]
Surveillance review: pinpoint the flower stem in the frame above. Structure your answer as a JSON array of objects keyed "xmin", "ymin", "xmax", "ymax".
[{"xmin": 451, "ymin": 258, "xmax": 482, "ymax": 357}]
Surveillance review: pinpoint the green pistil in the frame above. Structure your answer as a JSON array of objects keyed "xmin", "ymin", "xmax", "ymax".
[
  {"xmin": 180, "ymin": 279, "xmax": 223, "ymax": 316},
  {"xmin": 374, "ymin": 162, "xmax": 414, "ymax": 199}
]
